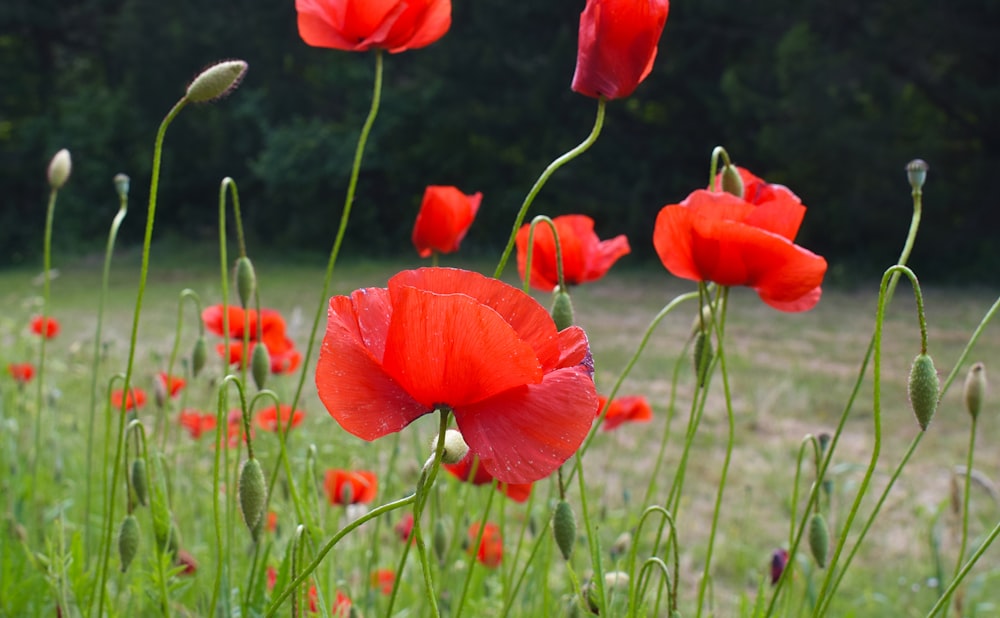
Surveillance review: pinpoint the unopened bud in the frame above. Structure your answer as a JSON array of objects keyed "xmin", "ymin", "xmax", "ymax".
[
  {"xmin": 191, "ymin": 336, "xmax": 208, "ymax": 377},
  {"xmin": 432, "ymin": 429, "xmax": 469, "ymax": 464},
  {"xmin": 239, "ymin": 458, "xmax": 266, "ymax": 540},
  {"xmin": 118, "ymin": 514, "xmax": 140, "ymax": 572},
  {"xmin": 552, "ymin": 500, "xmax": 576, "ymax": 561},
  {"xmin": 47, "ymin": 149, "xmax": 72, "ymax": 190},
  {"xmin": 610, "ymin": 531, "xmax": 632, "ymax": 560},
  {"xmin": 186, "ymin": 60, "xmax": 248, "ymax": 103},
  {"xmin": 113, "ymin": 173, "xmax": 130, "ymax": 202},
  {"xmin": 433, "ymin": 519, "xmax": 448, "ymax": 564},
  {"xmin": 551, "ymin": 290, "xmax": 575, "ymax": 331},
  {"xmin": 131, "ymin": 458, "xmax": 148, "ymax": 507},
  {"xmin": 693, "ymin": 331, "xmax": 713, "ymax": 387},
  {"xmin": 808, "ymin": 512, "xmax": 829, "ymax": 568},
  {"xmin": 251, "ymin": 344, "xmax": 270, "ymax": 390},
  {"xmin": 720, "ymin": 164, "xmax": 744, "ymax": 198},
  {"xmin": 906, "ymin": 159, "xmax": 929, "ymax": 192},
  {"xmin": 908, "ymin": 353, "xmax": 940, "ymax": 431},
  {"xmin": 235, "ymin": 256, "xmax": 256, "ymax": 308},
  {"xmin": 964, "ymin": 362, "xmax": 986, "ymax": 420}
]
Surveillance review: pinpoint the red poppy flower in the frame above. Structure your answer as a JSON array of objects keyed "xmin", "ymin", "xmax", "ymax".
[
  {"xmin": 571, "ymin": 0, "xmax": 671, "ymax": 100},
  {"xmin": 202, "ymin": 305, "xmax": 257, "ymax": 339},
  {"xmin": 255, "ymin": 404, "xmax": 305, "ymax": 432},
  {"xmin": 315, "ymin": 267, "xmax": 598, "ymax": 485},
  {"xmin": 296, "ymin": 0, "xmax": 451, "ymax": 53},
  {"xmin": 467, "ymin": 522, "xmax": 503, "ymax": 568},
  {"xmin": 266, "ymin": 510, "xmax": 278, "ymax": 534},
  {"xmin": 444, "ymin": 454, "xmax": 533, "ymax": 503},
  {"xmin": 597, "ymin": 394, "xmax": 653, "ymax": 431},
  {"xmin": 7, "ymin": 363, "xmax": 35, "ymax": 384},
  {"xmin": 395, "ymin": 512, "xmax": 415, "ymax": 543},
  {"xmin": 516, "ymin": 214, "xmax": 630, "ymax": 292},
  {"xmin": 323, "ymin": 469, "xmax": 378, "ymax": 505},
  {"xmin": 715, "ymin": 167, "xmax": 801, "ymax": 207},
  {"xmin": 30, "ymin": 315, "xmax": 60, "ymax": 339},
  {"xmin": 371, "ymin": 568, "xmax": 395, "ymax": 595},
  {"xmin": 653, "ymin": 174, "xmax": 827, "ymax": 312},
  {"xmin": 179, "ymin": 409, "xmax": 217, "ymax": 439},
  {"xmin": 111, "ymin": 388, "xmax": 147, "ymax": 411},
  {"xmin": 332, "ymin": 591, "xmax": 352, "ymax": 617},
  {"xmin": 411, "ymin": 185, "xmax": 482, "ymax": 258},
  {"xmin": 155, "ymin": 372, "xmax": 185, "ymax": 398}
]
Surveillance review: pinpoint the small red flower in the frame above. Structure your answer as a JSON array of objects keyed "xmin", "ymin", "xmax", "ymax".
[
  {"xmin": 412, "ymin": 186, "xmax": 482, "ymax": 258},
  {"xmin": 266, "ymin": 510, "xmax": 278, "ymax": 534},
  {"xmin": 255, "ymin": 404, "xmax": 305, "ymax": 432},
  {"xmin": 571, "ymin": 0, "xmax": 671, "ymax": 100},
  {"xmin": 315, "ymin": 268, "xmax": 598, "ymax": 485},
  {"xmin": 444, "ymin": 454, "xmax": 533, "ymax": 503},
  {"xmin": 296, "ymin": 0, "xmax": 452, "ymax": 53},
  {"xmin": 653, "ymin": 169, "xmax": 827, "ymax": 312},
  {"xmin": 210, "ymin": 306, "xmax": 301, "ymax": 374},
  {"xmin": 597, "ymin": 394, "xmax": 653, "ymax": 431},
  {"xmin": 202, "ymin": 305, "xmax": 257, "ymax": 339},
  {"xmin": 225, "ymin": 409, "xmax": 253, "ymax": 448},
  {"xmin": 516, "ymin": 214, "xmax": 630, "ymax": 292},
  {"xmin": 323, "ymin": 469, "xmax": 378, "ymax": 505},
  {"xmin": 395, "ymin": 512, "xmax": 415, "ymax": 543},
  {"xmin": 770, "ymin": 548, "xmax": 789, "ymax": 585},
  {"xmin": 155, "ymin": 372, "xmax": 186, "ymax": 398},
  {"xmin": 175, "ymin": 549, "xmax": 197, "ymax": 575},
  {"xmin": 467, "ymin": 522, "xmax": 503, "ymax": 568},
  {"xmin": 179, "ymin": 409, "xmax": 217, "ymax": 439},
  {"xmin": 111, "ymin": 388, "xmax": 147, "ymax": 411},
  {"xmin": 7, "ymin": 363, "xmax": 35, "ymax": 384},
  {"xmin": 332, "ymin": 591, "xmax": 352, "ymax": 617},
  {"xmin": 371, "ymin": 568, "xmax": 395, "ymax": 595},
  {"xmin": 30, "ymin": 315, "xmax": 60, "ymax": 339}
]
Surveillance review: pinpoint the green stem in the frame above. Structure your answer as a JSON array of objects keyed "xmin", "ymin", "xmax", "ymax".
[
  {"xmin": 926, "ymin": 518, "xmax": 1000, "ymax": 617},
  {"xmin": 950, "ymin": 416, "xmax": 978, "ymax": 600},
  {"xmin": 493, "ymin": 98, "xmax": 606, "ymax": 279},
  {"xmin": 411, "ymin": 411, "xmax": 450, "ymax": 618},
  {"xmin": 31, "ymin": 187, "xmax": 58, "ymax": 499},
  {"xmin": 576, "ymin": 451, "xmax": 607, "ymax": 616}
]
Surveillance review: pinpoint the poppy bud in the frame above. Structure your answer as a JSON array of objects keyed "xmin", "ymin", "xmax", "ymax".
[
  {"xmin": 808, "ymin": 512, "xmax": 829, "ymax": 568},
  {"xmin": 552, "ymin": 499, "xmax": 576, "ymax": 561},
  {"xmin": 770, "ymin": 548, "xmax": 789, "ymax": 585},
  {"xmin": 433, "ymin": 519, "xmax": 448, "ymax": 564},
  {"xmin": 551, "ymin": 290, "xmax": 575, "ymax": 331},
  {"xmin": 235, "ymin": 256, "xmax": 256, "ymax": 309},
  {"xmin": 721, "ymin": 164, "xmax": 744, "ymax": 198},
  {"xmin": 131, "ymin": 458, "xmax": 148, "ymax": 507},
  {"xmin": 191, "ymin": 336, "xmax": 208, "ymax": 377},
  {"xmin": 693, "ymin": 331, "xmax": 713, "ymax": 387},
  {"xmin": 239, "ymin": 458, "xmax": 266, "ymax": 539},
  {"xmin": 689, "ymin": 305, "xmax": 714, "ymax": 339},
  {"xmin": 114, "ymin": 173, "xmax": 130, "ymax": 201},
  {"xmin": 432, "ymin": 429, "xmax": 469, "ymax": 464},
  {"xmin": 47, "ymin": 149, "xmax": 72, "ymax": 190},
  {"xmin": 908, "ymin": 353, "xmax": 940, "ymax": 431},
  {"xmin": 118, "ymin": 514, "xmax": 140, "ymax": 572},
  {"xmin": 963, "ymin": 362, "xmax": 986, "ymax": 420},
  {"xmin": 906, "ymin": 159, "xmax": 929, "ymax": 192},
  {"xmin": 610, "ymin": 531, "xmax": 632, "ymax": 561},
  {"xmin": 251, "ymin": 344, "xmax": 270, "ymax": 390},
  {"xmin": 185, "ymin": 59, "xmax": 248, "ymax": 103}
]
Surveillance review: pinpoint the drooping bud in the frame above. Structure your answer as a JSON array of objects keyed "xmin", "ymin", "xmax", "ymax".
[
  {"xmin": 692, "ymin": 331, "xmax": 713, "ymax": 387},
  {"xmin": 432, "ymin": 429, "xmax": 469, "ymax": 464},
  {"xmin": 552, "ymin": 499, "xmax": 576, "ymax": 561},
  {"xmin": 251, "ymin": 344, "xmax": 270, "ymax": 390},
  {"xmin": 720, "ymin": 163, "xmax": 744, "ymax": 198},
  {"xmin": 47, "ymin": 149, "xmax": 72, "ymax": 190},
  {"xmin": 908, "ymin": 353, "xmax": 940, "ymax": 431},
  {"xmin": 551, "ymin": 289, "xmax": 575, "ymax": 331},
  {"xmin": 906, "ymin": 159, "xmax": 929, "ymax": 192},
  {"xmin": 185, "ymin": 59, "xmax": 248, "ymax": 103},
  {"xmin": 191, "ymin": 336, "xmax": 208, "ymax": 377},
  {"xmin": 235, "ymin": 256, "xmax": 256, "ymax": 308},
  {"xmin": 118, "ymin": 514, "xmax": 140, "ymax": 572},
  {"xmin": 807, "ymin": 512, "xmax": 829, "ymax": 568},
  {"xmin": 963, "ymin": 362, "xmax": 986, "ymax": 420},
  {"xmin": 239, "ymin": 458, "xmax": 266, "ymax": 540},
  {"xmin": 113, "ymin": 173, "xmax": 130, "ymax": 202},
  {"xmin": 131, "ymin": 458, "xmax": 149, "ymax": 507}
]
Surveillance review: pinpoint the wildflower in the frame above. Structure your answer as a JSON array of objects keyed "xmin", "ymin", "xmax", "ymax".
[
  {"xmin": 332, "ymin": 591, "xmax": 352, "ymax": 617},
  {"xmin": 30, "ymin": 315, "xmax": 60, "ymax": 339},
  {"xmin": 179, "ymin": 409, "xmax": 217, "ymax": 439},
  {"xmin": 155, "ymin": 372, "xmax": 186, "ymax": 405},
  {"xmin": 111, "ymin": 388, "xmax": 147, "ymax": 411},
  {"xmin": 175, "ymin": 549, "xmax": 197, "ymax": 575},
  {"xmin": 7, "ymin": 363, "xmax": 35, "ymax": 385},
  {"xmin": 571, "ymin": 0, "xmax": 671, "ymax": 100},
  {"xmin": 412, "ymin": 186, "xmax": 482, "ymax": 258},
  {"xmin": 395, "ymin": 512, "xmax": 415, "ymax": 543},
  {"xmin": 467, "ymin": 522, "xmax": 503, "ymax": 568},
  {"xmin": 653, "ymin": 168, "xmax": 827, "ymax": 312},
  {"xmin": 202, "ymin": 305, "xmax": 258, "ymax": 339},
  {"xmin": 444, "ymin": 453, "xmax": 533, "ymax": 502},
  {"xmin": 207, "ymin": 305, "xmax": 301, "ymax": 374},
  {"xmin": 597, "ymin": 394, "xmax": 653, "ymax": 431},
  {"xmin": 371, "ymin": 568, "xmax": 395, "ymax": 595},
  {"xmin": 315, "ymin": 268, "xmax": 598, "ymax": 484},
  {"xmin": 516, "ymin": 214, "xmax": 630, "ymax": 292},
  {"xmin": 770, "ymin": 548, "xmax": 789, "ymax": 585},
  {"xmin": 266, "ymin": 511, "xmax": 278, "ymax": 534},
  {"xmin": 255, "ymin": 404, "xmax": 305, "ymax": 432},
  {"xmin": 296, "ymin": 0, "xmax": 451, "ymax": 53},
  {"xmin": 323, "ymin": 469, "xmax": 378, "ymax": 505}
]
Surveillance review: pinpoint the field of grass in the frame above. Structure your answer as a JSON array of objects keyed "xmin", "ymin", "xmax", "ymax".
[{"xmin": 1, "ymin": 250, "xmax": 998, "ymax": 617}]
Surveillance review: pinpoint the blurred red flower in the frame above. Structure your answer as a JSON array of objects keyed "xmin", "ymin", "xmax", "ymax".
[
  {"xmin": 111, "ymin": 388, "xmax": 147, "ymax": 411},
  {"xmin": 296, "ymin": 0, "xmax": 451, "ymax": 53},
  {"xmin": 395, "ymin": 512, "xmax": 415, "ymax": 543},
  {"xmin": 653, "ymin": 169, "xmax": 827, "ymax": 312},
  {"xmin": 467, "ymin": 522, "xmax": 503, "ymax": 568},
  {"xmin": 371, "ymin": 568, "xmax": 395, "ymax": 595},
  {"xmin": 412, "ymin": 185, "xmax": 482, "ymax": 258},
  {"xmin": 444, "ymin": 453, "xmax": 533, "ymax": 502},
  {"xmin": 175, "ymin": 549, "xmax": 197, "ymax": 575},
  {"xmin": 202, "ymin": 305, "xmax": 257, "ymax": 339},
  {"xmin": 155, "ymin": 372, "xmax": 186, "ymax": 398},
  {"xmin": 516, "ymin": 214, "xmax": 630, "ymax": 292},
  {"xmin": 255, "ymin": 404, "xmax": 305, "ymax": 432},
  {"xmin": 597, "ymin": 394, "xmax": 653, "ymax": 431},
  {"xmin": 179, "ymin": 409, "xmax": 217, "ymax": 439},
  {"xmin": 571, "ymin": 0, "xmax": 670, "ymax": 100},
  {"xmin": 315, "ymin": 268, "xmax": 598, "ymax": 485},
  {"xmin": 225, "ymin": 409, "xmax": 253, "ymax": 448},
  {"xmin": 7, "ymin": 363, "xmax": 35, "ymax": 384},
  {"xmin": 323, "ymin": 469, "xmax": 378, "ymax": 505},
  {"xmin": 208, "ymin": 305, "xmax": 302, "ymax": 374},
  {"xmin": 30, "ymin": 315, "xmax": 60, "ymax": 338}
]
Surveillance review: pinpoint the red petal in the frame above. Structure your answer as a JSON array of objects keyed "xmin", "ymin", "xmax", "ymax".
[
  {"xmin": 653, "ymin": 204, "xmax": 700, "ymax": 281},
  {"xmin": 411, "ymin": 186, "xmax": 481, "ymax": 257}
]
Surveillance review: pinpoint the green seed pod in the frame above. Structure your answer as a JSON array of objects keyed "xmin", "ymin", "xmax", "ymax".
[
  {"xmin": 191, "ymin": 336, "xmax": 208, "ymax": 377},
  {"xmin": 130, "ymin": 458, "xmax": 148, "ymax": 507},
  {"xmin": 552, "ymin": 499, "xmax": 576, "ymax": 561},
  {"xmin": 808, "ymin": 512, "xmax": 829, "ymax": 568},
  {"xmin": 433, "ymin": 519, "xmax": 448, "ymax": 564},
  {"xmin": 186, "ymin": 59, "xmax": 248, "ymax": 103},
  {"xmin": 964, "ymin": 362, "xmax": 986, "ymax": 420},
  {"xmin": 720, "ymin": 163, "xmax": 744, "ymax": 198},
  {"xmin": 551, "ymin": 290, "xmax": 575, "ymax": 331},
  {"xmin": 239, "ymin": 458, "xmax": 266, "ymax": 539},
  {"xmin": 908, "ymin": 353, "xmax": 940, "ymax": 431},
  {"xmin": 906, "ymin": 159, "xmax": 929, "ymax": 192},
  {"xmin": 118, "ymin": 514, "xmax": 140, "ymax": 572},
  {"xmin": 693, "ymin": 331, "xmax": 713, "ymax": 387},
  {"xmin": 235, "ymin": 256, "xmax": 256, "ymax": 309},
  {"xmin": 113, "ymin": 173, "xmax": 130, "ymax": 201},
  {"xmin": 251, "ymin": 343, "xmax": 270, "ymax": 390}
]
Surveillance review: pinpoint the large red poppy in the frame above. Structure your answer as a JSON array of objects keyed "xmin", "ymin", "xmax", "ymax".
[
  {"xmin": 597, "ymin": 394, "xmax": 653, "ymax": 431},
  {"xmin": 516, "ymin": 214, "xmax": 630, "ymax": 292},
  {"xmin": 296, "ymin": 0, "xmax": 451, "ymax": 53},
  {"xmin": 324, "ymin": 469, "xmax": 378, "ymax": 505},
  {"xmin": 411, "ymin": 185, "xmax": 482, "ymax": 258},
  {"xmin": 571, "ymin": 0, "xmax": 670, "ymax": 100},
  {"xmin": 30, "ymin": 315, "xmax": 60, "ymax": 339},
  {"xmin": 443, "ymin": 453, "xmax": 533, "ymax": 502},
  {"xmin": 315, "ymin": 268, "xmax": 597, "ymax": 485},
  {"xmin": 653, "ymin": 170, "xmax": 827, "ymax": 312}
]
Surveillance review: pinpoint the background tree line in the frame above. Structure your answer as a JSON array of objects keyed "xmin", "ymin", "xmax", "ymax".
[{"xmin": 3, "ymin": 0, "xmax": 998, "ymax": 282}]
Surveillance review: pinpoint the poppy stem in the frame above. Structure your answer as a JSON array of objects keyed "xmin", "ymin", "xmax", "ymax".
[
  {"xmin": 30, "ymin": 187, "xmax": 58, "ymax": 503},
  {"xmin": 493, "ymin": 98, "xmax": 606, "ymax": 280}
]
